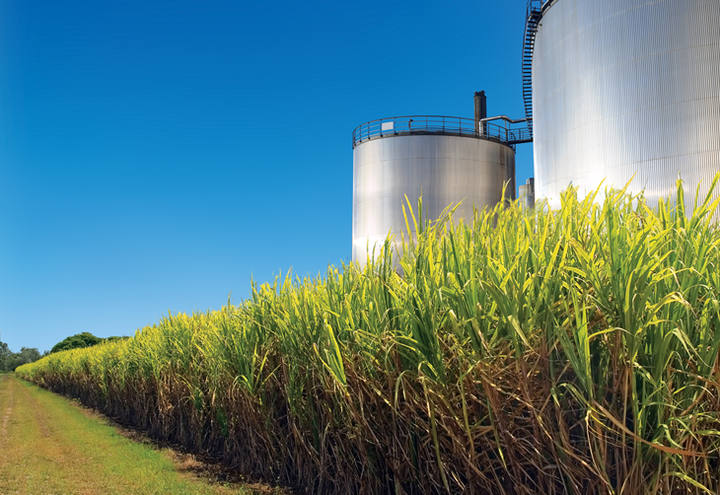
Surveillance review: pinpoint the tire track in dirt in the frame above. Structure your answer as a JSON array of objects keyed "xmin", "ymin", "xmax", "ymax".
[
  {"xmin": 0, "ymin": 376, "xmax": 14, "ymax": 443},
  {"xmin": 26, "ymin": 385, "xmax": 52, "ymax": 439}
]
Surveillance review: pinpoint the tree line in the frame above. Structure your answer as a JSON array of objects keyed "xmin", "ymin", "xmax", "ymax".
[{"xmin": 0, "ymin": 343, "xmax": 42, "ymax": 372}]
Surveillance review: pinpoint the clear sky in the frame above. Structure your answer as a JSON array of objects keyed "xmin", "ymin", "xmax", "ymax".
[{"xmin": 0, "ymin": 0, "xmax": 534, "ymax": 352}]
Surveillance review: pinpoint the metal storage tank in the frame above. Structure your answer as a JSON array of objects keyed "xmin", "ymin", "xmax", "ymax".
[
  {"xmin": 352, "ymin": 115, "xmax": 517, "ymax": 264},
  {"xmin": 519, "ymin": 177, "xmax": 535, "ymax": 210},
  {"xmin": 530, "ymin": 0, "xmax": 720, "ymax": 210}
]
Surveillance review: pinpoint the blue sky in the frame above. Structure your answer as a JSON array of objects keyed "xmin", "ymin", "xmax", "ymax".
[{"xmin": 0, "ymin": 0, "xmax": 534, "ymax": 352}]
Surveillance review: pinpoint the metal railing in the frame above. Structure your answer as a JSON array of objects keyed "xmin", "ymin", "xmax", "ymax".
[
  {"xmin": 526, "ymin": 0, "xmax": 543, "ymax": 16},
  {"xmin": 352, "ymin": 115, "xmax": 532, "ymax": 148},
  {"xmin": 527, "ymin": 0, "xmax": 552, "ymax": 14}
]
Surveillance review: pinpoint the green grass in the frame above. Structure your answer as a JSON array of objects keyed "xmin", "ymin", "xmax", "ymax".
[
  {"xmin": 0, "ymin": 374, "xmax": 272, "ymax": 495},
  {"xmin": 17, "ymin": 178, "xmax": 720, "ymax": 494}
]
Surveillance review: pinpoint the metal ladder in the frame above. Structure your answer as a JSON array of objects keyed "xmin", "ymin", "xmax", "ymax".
[{"xmin": 522, "ymin": 0, "xmax": 543, "ymax": 136}]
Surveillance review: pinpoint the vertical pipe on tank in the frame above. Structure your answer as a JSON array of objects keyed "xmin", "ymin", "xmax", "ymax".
[{"xmin": 474, "ymin": 91, "xmax": 487, "ymax": 136}]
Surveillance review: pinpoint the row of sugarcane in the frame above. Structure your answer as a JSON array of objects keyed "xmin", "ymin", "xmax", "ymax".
[{"xmin": 17, "ymin": 178, "xmax": 720, "ymax": 494}]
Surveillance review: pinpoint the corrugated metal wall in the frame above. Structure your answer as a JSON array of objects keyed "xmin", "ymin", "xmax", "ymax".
[
  {"xmin": 352, "ymin": 135, "xmax": 515, "ymax": 264},
  {"xmin": 532, "ymin": 0, "xmax": 720, "ymax": 211}
]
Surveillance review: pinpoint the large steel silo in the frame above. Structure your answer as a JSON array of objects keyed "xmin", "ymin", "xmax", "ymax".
[
  {"xmin": 352, "ymin": 115, "xmax": 517, "ymax": 264},
  {"xmin": 531, "ymin": 0, "xmax": 720, "ymax": 209}
]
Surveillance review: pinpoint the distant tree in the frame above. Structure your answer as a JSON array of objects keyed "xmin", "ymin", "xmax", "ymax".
[
  {"xmin": 0, "ymin": 342, "xmax": 42, "ymax": 371},
  {"xmin": 0, "ymin": 342, "xmax": 11, "ymax": 371},
  {"xmin": 50, "ymin": 332, "xmax": 103, "ymax": 354},
  {"xmin": 18, "ymin": 347, "xmax": 41, "ymax": 363}
]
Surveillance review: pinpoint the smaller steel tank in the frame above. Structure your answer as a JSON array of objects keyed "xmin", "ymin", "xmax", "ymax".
[{"xmin": 352, "ymin": 115, "xmax": 521, "ymax": 265}]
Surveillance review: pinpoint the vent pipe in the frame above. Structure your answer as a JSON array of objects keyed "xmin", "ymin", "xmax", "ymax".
[{"xmin": 474, "ymin": 91, "xmax": 487, "ymax": 135}]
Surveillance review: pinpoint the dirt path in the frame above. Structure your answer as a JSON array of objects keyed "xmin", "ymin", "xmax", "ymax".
[{"xmin": 0, "ymin": 375, "xmax": 282, "ymax": 495}]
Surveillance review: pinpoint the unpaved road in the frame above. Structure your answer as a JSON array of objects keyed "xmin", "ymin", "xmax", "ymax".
[{"xmin": 0, "ymin": 374, "xmax": 279, "ymax": 495}]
